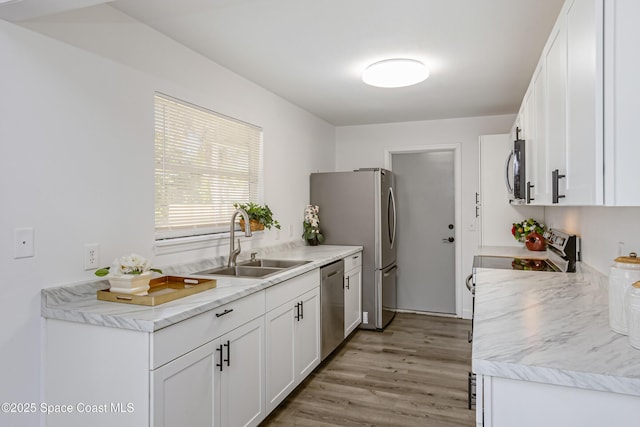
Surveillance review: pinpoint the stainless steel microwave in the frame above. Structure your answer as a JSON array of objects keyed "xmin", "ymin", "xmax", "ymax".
[{"xmin": 505, "ymin": 138, "xmax": 526, "ymax": 204}]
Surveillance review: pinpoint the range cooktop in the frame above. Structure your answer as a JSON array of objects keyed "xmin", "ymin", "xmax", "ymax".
[
  {"xmin": 473, "ymin": 256, "xmax": 558, "ymax": 272},
  {"xmin": 474, "ymin": 229, "xmax": 580, "ymax": 273}
]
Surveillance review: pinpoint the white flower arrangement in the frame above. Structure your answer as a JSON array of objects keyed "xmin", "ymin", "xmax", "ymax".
[
  {"xmin": 302, "ymin": 205, "xmax": 325, "ymax": 243},
  {"xmin": 95, "ymin": 253, "xmax": 162, "ymax": 277}
]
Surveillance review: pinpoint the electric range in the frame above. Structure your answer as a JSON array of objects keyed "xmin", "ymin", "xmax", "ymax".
[{"xmin": 466, "ymin": 229, "xmax": 580, "ymax": 409}]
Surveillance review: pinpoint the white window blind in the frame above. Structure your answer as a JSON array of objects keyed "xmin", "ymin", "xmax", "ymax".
[{"xmin": 154, "ymin": 93, "xmax": 262, "ymax": 240}]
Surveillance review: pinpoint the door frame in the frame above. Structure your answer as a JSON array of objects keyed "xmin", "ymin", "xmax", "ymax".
[{"xmin": 385, "ymin": 144, "xmax": 463, "ymax": 318}]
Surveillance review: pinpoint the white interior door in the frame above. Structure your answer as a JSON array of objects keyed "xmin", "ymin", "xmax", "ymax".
[{"xmin": 392, "ymin": 150, "xmax": 456, "ymax": 314}]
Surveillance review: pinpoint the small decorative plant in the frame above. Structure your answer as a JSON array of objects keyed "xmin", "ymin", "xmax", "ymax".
[
  {"xmin": 95, "ymin": 253, "xmax": 162, "ymax": 277},
  {"xmin": 302, "ymin": 205, "xmax": 325, "ymax": 245},
  {"xmin": 511, "ymin": 218, "xmax": 545, "ymax": 242},
  {"xmin": 233, "ymin": 202, "xmax": 281, "ymax": 230}
]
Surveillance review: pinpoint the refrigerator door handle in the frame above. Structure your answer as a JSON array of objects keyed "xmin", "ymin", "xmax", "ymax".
[
  {"xmin": 383, "ymin": 265, "xmax": 398, "ymax": 277},
  {"xmin": 388, "ymin": 186, "xmax": 397, "ymax": 248}
]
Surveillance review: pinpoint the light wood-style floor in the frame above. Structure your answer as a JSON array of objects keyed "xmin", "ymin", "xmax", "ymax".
[{"xmin": 262, "ymin": 313, "xmax": 475, "ymax": 427}]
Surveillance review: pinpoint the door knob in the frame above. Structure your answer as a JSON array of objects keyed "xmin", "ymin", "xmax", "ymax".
[{"xmin": 442, "ymin": 237, "xmax": 455, "ymax": 243}]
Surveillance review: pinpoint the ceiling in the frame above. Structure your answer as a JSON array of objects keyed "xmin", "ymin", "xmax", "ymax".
[{"xmin": 3, "ymin": 0, "xmax": 565, "ymax": 126}]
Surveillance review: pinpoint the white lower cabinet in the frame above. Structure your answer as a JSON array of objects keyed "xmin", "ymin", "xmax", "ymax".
[
  {"xmin": 265, "ymin": 271, "xmax": 320, "ymax": 414},
  {"xmin": 150, "ymin": 301, "xmax": 266, "ymax": 427},
  {"xmin": 218, "ymin": 317, "xmax": 265, "ymax": 427},
  {"xmin": 344, "ymin": 252, "xmax": 362, "ymax": 337},
  {"xmin": 476, "ymin": 374, "xmax": 640, "ymax": 427},
  {"xmin": 151, "ymin": 340, "xmax": 217, "ymax": 427},
  {"xmin": 43, "ymin": 267, "xmax": 330, "ymax": 427},
  {"xmin": 152, "ymin": 317, "xmax": 266, "ymax": 427}
]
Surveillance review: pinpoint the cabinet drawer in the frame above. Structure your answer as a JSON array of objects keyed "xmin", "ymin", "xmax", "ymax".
[
  {"xmin": 151, "ymin": 290, "xmax": 265, "ymax": 369},
  {"xmin": 344, "ymin": 252, "xmax": 362, "ymax": 271},
  {"xmin": 266, "ymin": 270, "xmax": 319, "ymax": 312}
]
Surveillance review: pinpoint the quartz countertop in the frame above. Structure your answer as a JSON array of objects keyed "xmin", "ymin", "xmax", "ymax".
[
  {"xmin": 472, "ymin": 263, "xmax": 640, "ymax": 397},
  {"xmin": 41, "ymin": 244, "xmax": 362, "ymax": 333}
]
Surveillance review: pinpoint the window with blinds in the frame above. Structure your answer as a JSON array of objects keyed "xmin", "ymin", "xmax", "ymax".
[{"xmin": 154, "ymin": 93, "xmax": 262, "ymax": 240}]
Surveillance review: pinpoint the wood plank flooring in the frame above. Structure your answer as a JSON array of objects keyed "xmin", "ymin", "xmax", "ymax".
[{"xmin": 261, "ymin": 313, "xmax": 474, "ymax": 427}]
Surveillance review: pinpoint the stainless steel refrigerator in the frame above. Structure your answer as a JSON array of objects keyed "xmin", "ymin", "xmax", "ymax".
[{"xmin": 310, "ymin": 168, "xmax": 397, "ymax": 330}]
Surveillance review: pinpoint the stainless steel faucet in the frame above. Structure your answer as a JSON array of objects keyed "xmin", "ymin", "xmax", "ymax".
[{"xmin": 228, "ymin": 208, "xmax": 252, "ymax": 267}]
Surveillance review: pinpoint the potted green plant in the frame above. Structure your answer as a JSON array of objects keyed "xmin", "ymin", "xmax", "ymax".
[
  {"xmin": 233, "ymin": 202, "xmax": 281, "ymax": 231},
  {"xmin": 511, "ymin": 218, "xmax": 545, "ymax": 242},
  {"xmin": 512, "ymin": 218, "xmax": 546, "ymax": 251}
]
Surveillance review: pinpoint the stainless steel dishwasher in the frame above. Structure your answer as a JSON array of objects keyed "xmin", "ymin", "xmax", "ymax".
[{"xmin": 320, "ymin": 259, "xmax": 345, "ymax": 360}]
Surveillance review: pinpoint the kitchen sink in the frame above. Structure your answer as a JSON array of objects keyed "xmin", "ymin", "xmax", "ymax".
[
  {"xmin": 238, "ymin": 259, "xmax": 310, "ymax": 269},
  {"xmin": 195, "ymin": 259, "xmax": 311, "ymax": 278}
]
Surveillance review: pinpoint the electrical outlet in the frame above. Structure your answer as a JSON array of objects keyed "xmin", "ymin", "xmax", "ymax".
[
  {"xmin": 84, "ymin": 243, "xmax": 100, "ymax": 270},
  {"xmin": 362, "ymin": 311, "xmax": 369, "ymax": 324}
]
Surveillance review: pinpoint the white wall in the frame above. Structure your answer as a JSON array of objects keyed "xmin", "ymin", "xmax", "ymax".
[
  {"xmin": 544, "ymin": 206, "xmax": 640, "ymax": 275},
  {"xmin": 0, "ymin": 7, "xmax": 334, "ymax": 422},
  {"xmin": 335, "ymin": 114, "xmax": 516, "ymax": 318}
]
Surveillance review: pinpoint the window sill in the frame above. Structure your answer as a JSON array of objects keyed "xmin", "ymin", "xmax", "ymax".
[{"xmin": 154, "ymin": 231, "xmax": 264, "ymax": 255}]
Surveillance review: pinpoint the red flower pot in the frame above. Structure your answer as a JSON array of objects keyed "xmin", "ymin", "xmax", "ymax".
[{"xmin": 525, "ymin": 232, "xmax": 545, "ymax": 251}]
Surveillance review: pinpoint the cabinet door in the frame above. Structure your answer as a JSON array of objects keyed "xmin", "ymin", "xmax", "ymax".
[
  {"xmin": 151, "ymin": 340, "xmax": 218, "ymax": 427},
  {"xmin": 265, "ymin": 301, "xmax": 296, "ymax": 413},
  {"xmin": 344, "ymin": 267, "xmax": 362, "ymax": 337},
  {"xmin": 545, "ymin": 14, "xmax": 568, "ymax": 204},
  {"xmin": 532, "ymin": 65, "xmax": 550, "ymax": 204},
  {"xmin": 565, "ymin": 0, "xmax": 604, "ymax": 205},
  {"xmin": 521, "ymin": 87, "xmax": 537, "ymax": 204},
  {"xmin": 294, "ymin": 287, "xmax": 321, "ymax": 379},
  {"xmin": 604, "ymin": 0, "xmax": 640, "ymax": 205},
  {"xmin": 219, "ymin": 317, "xmax": 265, "ymax": 427}
]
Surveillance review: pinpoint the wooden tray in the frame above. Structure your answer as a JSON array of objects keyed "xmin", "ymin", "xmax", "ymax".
[{"xmin": 97, "ymin": 276, "xmax": 216, "ymax": 306}]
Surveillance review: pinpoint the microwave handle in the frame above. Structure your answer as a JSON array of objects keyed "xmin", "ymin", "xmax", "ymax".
[{"xmin": 504, "ymin": 149, "xmax": 514, "ymax": 194}]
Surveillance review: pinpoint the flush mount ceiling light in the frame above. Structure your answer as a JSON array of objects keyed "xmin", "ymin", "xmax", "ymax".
[{"xmin": 362, "ymin": 58, "xmax": 429, "ymax": 88}]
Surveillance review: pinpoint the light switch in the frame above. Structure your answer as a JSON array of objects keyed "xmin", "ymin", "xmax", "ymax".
[{"xmin": 14, "ymin": 227, "xmax": 34, "ymax": 258}]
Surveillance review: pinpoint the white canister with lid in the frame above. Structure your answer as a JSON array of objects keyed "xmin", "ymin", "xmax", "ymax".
[
  {"xmin": 626, "ymin": 281, "xmax": 640, "ymax": 349},
  {"xmin": 609, "ymin": 252, "xmax": 640, "ymax": 335}
]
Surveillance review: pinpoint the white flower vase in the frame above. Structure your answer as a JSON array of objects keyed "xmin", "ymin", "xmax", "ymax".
[{"xmin": 108, "ymin": 272, "xmax": 153, "ymax": 296}]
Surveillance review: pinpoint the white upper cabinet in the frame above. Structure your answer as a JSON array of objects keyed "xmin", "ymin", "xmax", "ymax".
[
  {"xmin": 604, "ymin": 0, "xmax": 640, "ymax": 205},
  {"xmin": 564, "ymin": 0, "xmax": 603, "ymax": 205},
  {"xmin": 514, "ymin": 61, "xmax": 548, "ymax": 205},
  {"xmin": 513, "ymin": 0, "xmax": 607, "ymax": 206},
  {"xmin": 521, "ymin": 73, "xmax": 543, "ymax": 204},
  {"xmin": 545, "ymin": 13, "xmax": 568, "ymax": 204},
  {"xmin": 533, "ymin": 65, "xmax": 550, "ymax": 204}
]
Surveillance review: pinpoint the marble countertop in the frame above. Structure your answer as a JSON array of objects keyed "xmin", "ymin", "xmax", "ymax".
[
  {"xmin": 41, "ymin": 244, "xmax": 362, "ymax": 333},
  {"xmin": 472, "ymin": 263, "xmax": 640, "ymax": 397}
]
